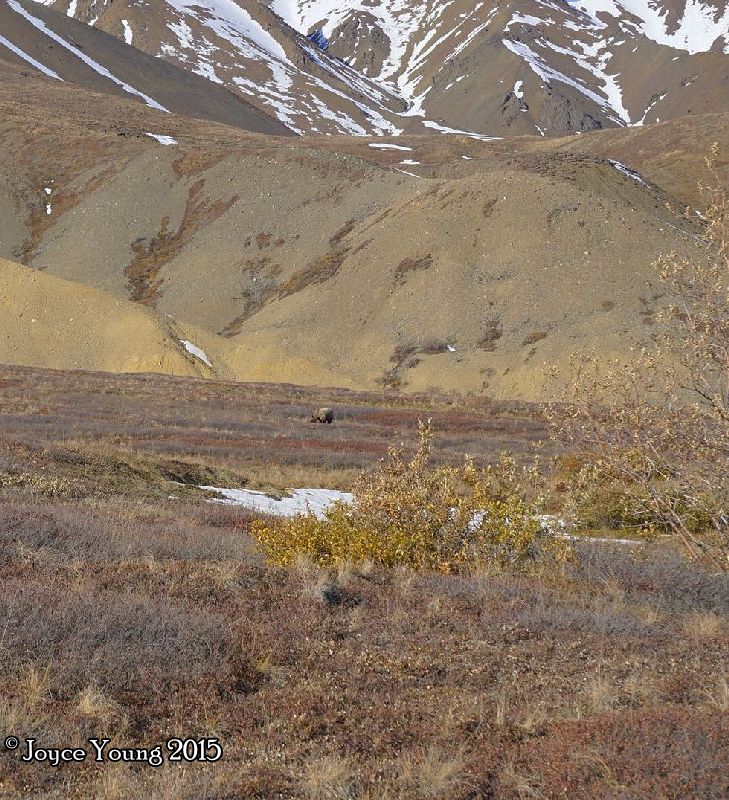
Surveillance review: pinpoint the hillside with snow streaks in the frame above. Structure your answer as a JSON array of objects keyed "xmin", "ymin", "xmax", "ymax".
[
  {"xmin": 0, "ymin": 31, "xmax": 62, "ymax": 77},
  {"xmin": 30, "ymin": 0, "xmax": 409, "ymax": 135},
  {"xmin": 269, "ymin": 0, "xmax": 729, "ymax": 135},
  {"xmin": 271, "ymin": 0, "xmax": 496, "ymax": 111},
  {"xmin": 166, "ymin": 0, "xmax": 287, "ymax": 63},
  {"xmin": 574, "ymin": 0, "xmax": 729, "ymax": 54},
  {"xmin": 0, "ymin": 0, "xmax": 291, "ymax": 134},
  {"xmin": 8, "ymin": 0, "xmax": 168, "ymax": 110},
  {"xmin": 24, "ymin": 0, "xmax": 729, "ymax": 136}
]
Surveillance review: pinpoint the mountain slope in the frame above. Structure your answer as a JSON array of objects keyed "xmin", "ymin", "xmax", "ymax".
[
  {"xmin": 545, "ymin": 111, "xmax": 729, "ymax": 209},
  {"xmin": 0, "ymin": 63, "xmax": 718, "ymax": 399},
  {"xmin": 21, "ymin": 0, "xmax": 729, "ymax": 138},
  {"xmin": 30, "ymin": 0, "xmax": 409, "ymax": 135},
  {"xmin": 223, "ymin": 154, "xmax": 705, "ymax": 398},
  {"xmin": 0, "ymin": 257, "xmax": 233, "ymax": 377},
  {"xmin": 0, "ymin": 0, "xmax": 291, "ymax": 134},
  {"xmin": 268, "ymin": 0, "xmax": 729, "ymax": 136}
]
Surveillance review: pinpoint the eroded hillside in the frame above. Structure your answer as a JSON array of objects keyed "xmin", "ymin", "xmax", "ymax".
[{"xmin": 0, "ymin": 57, "xmax": 724, "ymax": 398}]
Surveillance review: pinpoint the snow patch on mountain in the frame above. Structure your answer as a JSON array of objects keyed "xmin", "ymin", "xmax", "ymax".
[
  {"xmin": 422, "ymin": 120, "xmax": 500, "ymax": 140},
  {"xmin": 152, "ymin": 0, "xmax": 403, "ymax": 134},
  {"xmin": 573, "ymin": 0, "xmax": 729, "ymax": 55},
  {"xmin": 0, "ymin": 32, "xmax": 63, "ymax": 79},
  {"xmin": 9, "ymin": 0, "xmax": 168, "ymax": 111},
  {"xmin": 503, "ymin": 37, "xmax": 618, "ymax": 119},
  {"xmin": 167, "ymin": 0, "xmax": 287, "ymax": 61},
  {"xmin": 121, "ymin": 18, "xmax": 133, "ymax": 45},
  {"xmin": 270, "ymin": 0, "xmax": 499, "ymax": 115},
  {"xmin": 609, "ymin": 159, "xmax": 648, "ymax": 185},
  {"xmin": 29, "ymin": 0, "xmax": 729, "ymax": 136},
  {"xmin": 271, "ymin": 0, "xmax": 729, "ymax": 134},
  {"xmin": 535, "ymin": 33, "xmax": 631, "ymax": 123},
  {"xmin": 368, "ymin": 142, "xmax": 413, "ymax": 150}
]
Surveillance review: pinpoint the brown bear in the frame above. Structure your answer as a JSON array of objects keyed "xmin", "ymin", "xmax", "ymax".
[{"xmin": 310, "ymin": 407, "xmax": 334, "ymax": 424}]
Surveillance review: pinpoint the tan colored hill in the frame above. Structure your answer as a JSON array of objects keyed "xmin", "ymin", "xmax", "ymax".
[
  {"xmin": 543, "ymin": 112, "xmax": 729, "ymax": 210},
  {"xmin": 222, "ymin": 158, "xmax": 704, "ymax": 399},
  {"xmin": 0, "ymin": 257, "xmax": 233, "ymax": 378},
  {"xmin": 0, "ymin": 65, "xmax": 723, "ymax": 399}
]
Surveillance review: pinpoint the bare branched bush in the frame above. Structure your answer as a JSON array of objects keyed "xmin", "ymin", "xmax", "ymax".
[
  {"xmin": 553, "ymin": 147, "xmax": 728, "ymax": 570},
  {"xmin": 251, "ymin": 422, "xmax": 569, "ymax": 572}
]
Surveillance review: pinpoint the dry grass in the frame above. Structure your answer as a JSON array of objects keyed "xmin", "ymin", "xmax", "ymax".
[
  {"xmin": 0, "ymin": 491, "xmax": 725, "ymax": 798},
  {"xmin": 704, "ymin": 674, "xmax": 729, "ymax": 711},
  {"xmin": 408, "ymin": 747, "xmax": 465, "ymax": 799},
  {"xmin": 683, "ymin": 610, "xmax": 724, "ymax": 639},
  {"xmin": 498, "ymin": 763, "xmax": 544, "ymax": 800},
  {"xmin": 585, "ymin": 675, "xmax": 616, "ymax": 714},
  {"xmin": 495, "ymin": 691, "xmax": 510, "ymax": 727},
  {"xmin": 303, "ymin": 756, "xmax": 355, "ymax": 800},
  {"xmin": 76, "ymin": 685, "xmax": 124, "ymax": 726},
  {"xmin": 0, "ymin": 366, "xmax": 726, "ymax": 798},
  {"xmin": 0, "ymin": 365, "xmax": 548, "ymax": 502},
  {"xmin": 624, "ymin": 670, "xmax": 661, "ymax": 707}
]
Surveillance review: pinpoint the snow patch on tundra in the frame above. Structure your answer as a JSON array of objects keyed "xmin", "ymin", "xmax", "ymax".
[
  {"xmin": 203, "ymin": 487, "xmax": 642, "ymax": 545},
  {"xmin": 202, "ymin": 486, "xmax": 353, "ymax": 519}
]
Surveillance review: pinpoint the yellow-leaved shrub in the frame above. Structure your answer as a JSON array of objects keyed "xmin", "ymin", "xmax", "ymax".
[{"xmin": 250, "ymin": 422, "xmax": 570, "ymax": 572}]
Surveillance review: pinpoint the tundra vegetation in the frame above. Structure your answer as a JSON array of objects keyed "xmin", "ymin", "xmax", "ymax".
[
  {"xmin": 254, "ymin": 156, "xmax": 728, "ymax": 573},
  {"xmin": 0, "ymin": 181, "xmax": 727, "ymax": 798}
]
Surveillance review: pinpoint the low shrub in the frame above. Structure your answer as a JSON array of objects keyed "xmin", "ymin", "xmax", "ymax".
[
  {"xmin": 0, "ymin": 580, "xmax": 233, "ymax": 697},
  {"xmin": 0, "ymin": 470, "xmax": 80, "ymax": 499},
  {"xmin": 554, "ymin": 455, "xmax": 661, "ymax": 536},
  {"xmin": 251, "ymin": 422, "xmax": 569, "ymax": 572}
]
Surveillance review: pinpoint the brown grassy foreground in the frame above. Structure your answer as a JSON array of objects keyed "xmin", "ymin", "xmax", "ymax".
[{"xmin": 0, "ymin": 366, "xmax": 727, "ymax": 799}]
